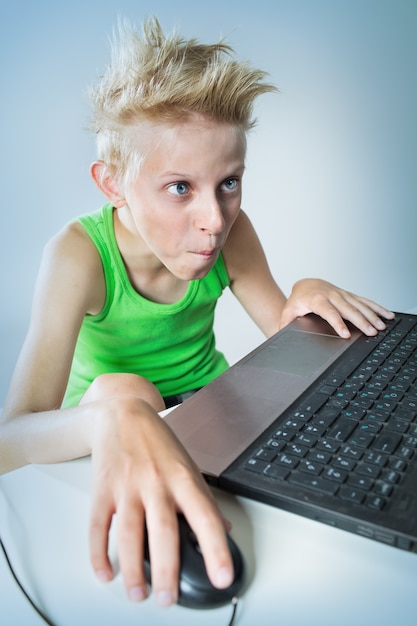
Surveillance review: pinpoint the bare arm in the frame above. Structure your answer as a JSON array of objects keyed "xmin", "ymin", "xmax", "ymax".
[
  {"xmin": 0, "ymin": 223, "xmax": 234, "ymax": 606},
  {"xmin": 223, "ymin": 210, "xmax": 394, "ymax": 338},
  {"xmin": 222, "ymin": 210, "xmax": 287, "ymax": 337},
  {"xmin": 1, "ymin": 222, "xmax": 103, "ymax": 470}
]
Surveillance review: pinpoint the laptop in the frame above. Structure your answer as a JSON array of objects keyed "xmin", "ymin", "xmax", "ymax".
[{"xmin": 165, "ymin": 311, "xmax": 417, "ymax": 552}]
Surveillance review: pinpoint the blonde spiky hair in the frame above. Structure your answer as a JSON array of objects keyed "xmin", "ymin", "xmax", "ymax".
[{"xmin": 88, "ymin": 16, "xmax": 277, "ymax": 186}]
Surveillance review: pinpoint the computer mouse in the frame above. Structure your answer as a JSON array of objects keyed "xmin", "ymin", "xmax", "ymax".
[{"xmin": 144, "ymin": 514, "xmax": 245, "ymax": 609}]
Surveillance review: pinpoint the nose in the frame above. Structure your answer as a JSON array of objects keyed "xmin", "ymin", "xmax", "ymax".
[{"xmin": 195, "ymin": 195, "xmax": 225, "ymax": 236}]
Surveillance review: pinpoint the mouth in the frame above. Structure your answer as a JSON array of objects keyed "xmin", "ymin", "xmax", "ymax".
[
  {"xmin": 190, "ymin": 248, "xmax": 220, "ymax": 262},
  {"xmin": 195, "ymin": 249, "xmax": 216, "ymax": 256}
]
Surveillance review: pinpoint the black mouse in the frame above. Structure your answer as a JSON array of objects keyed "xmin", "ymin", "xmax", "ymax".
[{"xmin": 144, "ymin": 514, "xmax": 245, "ymax": 609}]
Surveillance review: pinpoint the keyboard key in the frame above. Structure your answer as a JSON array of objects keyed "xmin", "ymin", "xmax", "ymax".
[
  {"xmin": 318, "ymin": 384, "xmax": 338, "ymax": 396},
  {"xmin": 315, "ymin": 405, "xmax": 341, "ymax": 425},
  {"xmin": 265, "ymin": 438, "xmax": 286, "ymax": 451},
  {"xmin": 273, "ymin": 428, "xmax": 295, "ymax": 441},
  {"xmin": 295, "ymin": 433, "xmax": 318, "ymax": 446},
  {"xmin": 255, "ymin": 447, "xmax": 277, "ymax": 462},
  {"xmin": 299, "ymin": 460, "xmax": 324, "ymax": 475},
  {"xmin": 304, "ymin": 423, "xmax": 327, "ymax": 437},
  {"xmin": 301, "ymin": 394, "xmax": 328, "ymax": 413},
  {"xmin": 366, "ymin": 495, "xmax": 386, "ymax": 510},
  {"xmin": 394, "ymin": 408, "xmax": 416, "ymax": 422},
  {"xmin": 264, "ymin": 464, "xmax": 290, "ymax": 481},
  {"xmin": 288, "ymin": 473, "xmax": 339, "ymax": 495},
  {"xmin": 276, "ymin": 453, "xmax": 299, "ymax": 469},
  {"xmin": 317, "ymin": 439, "xmax": 340, "ymax": 453},
  {"xmin": 348, "ymin": 430, "xmax": 375, "ymax": 448},
  {"xmin": 357, "ymin": 463, "xmax": 381, "ymax": 479},
  {"xmin": 323, "ymin": 467, "xmax": 348, "ymax": 483},
  {"xmin": 364, "ymin": 451, "xmax": 387, "ymax": 466},
  {"xmin": 357, "ymin": 421, "xmax": 382, "ymax": 434},
  {"xmin": 342, "ymin": 407, "xmax": 366, "ymax": 420},
  {"xmin": 328, "ymin": 417, "xmax": 357, "ymax": 442},
  {"xmin": 348, "ymin": 475, "xmax": 374, "ymax": 491},
  {"xmin": 285, "ymin": 443, "xmax": 309, "ymax": 458},
  {"xmin": 381, "ymin": 469, "xmax": 401, "ymax": 484},
  {"xmin": 351, "ymin": 397, "xmax": 374, "ymax": 410},
  {"xmin": 333, "ymin": 456, "xmax": 356, "ymax": 471},
  {"xmin": 367, "ymin": 410, "xmax": 390, "ymax": 423},
  {"xmin": 334, "ymin": 388, "xmax": 357, "ymax": 401},
  {"xmin": 245, "ymin": 458, "xmax": 269, "ymax": 473},
  {"xmin": 375, "ymin": 482, "xmax": 393, "ymax": 497},
  {"xmin": 339, "ymin": 486, "xmax": 366, "ymax": 504},
  {"xmin": 340, "ymin": 445, "xmax": 363, "ymax": 460},
  {"xmin": 386, "ymin": 420, "xmax": 409, "ymax": 433},
  {"xmin": 289, "ymin": 410, "xmax": 313, "ymax": 422},
  {"xmin": 389, "ymin": 458, "xmax": 407, "ymax": 472},
  {"xmin": 373, "ymin": 432, "xmax": 402, "ymax": 454},
  {"xmin": 308, "ymin": 449, "xmax": 332, "ymax": 464},
  {"xmin": 397, "ymin": 446, "xmax": 415, "ymax": 460},
  {"xmin": 284, "ymin": 418, "xmax": 307, "ymax": 430}
]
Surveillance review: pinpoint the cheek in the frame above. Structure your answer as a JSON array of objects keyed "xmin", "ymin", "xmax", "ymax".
[
  {"xmin": 226, "ymin": 203, "xmax": 242, "ymax": 228},
  {"xmin": 146, "ymin": 211, "xmax": 190, "ymax": 248}
]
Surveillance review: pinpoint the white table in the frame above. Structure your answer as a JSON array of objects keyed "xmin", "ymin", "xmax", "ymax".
[{"xmin": 2, "ymin": 452, "xmax": 417, "ymax": 626}]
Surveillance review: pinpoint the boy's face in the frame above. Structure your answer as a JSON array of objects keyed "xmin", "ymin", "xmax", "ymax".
[{"xmin": 120, "ymin": 115, "xmax": 246, "ymax": 281}]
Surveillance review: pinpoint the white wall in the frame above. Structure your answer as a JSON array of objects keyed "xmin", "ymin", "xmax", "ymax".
[{"xmin": 1, "ymin": 0, "xmax": 416, "ymax": 405}]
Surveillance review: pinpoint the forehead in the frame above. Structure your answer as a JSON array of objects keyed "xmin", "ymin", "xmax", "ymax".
[{"xmin": 134, "ymin": 115, "xmax": 247, "ymax": 168}]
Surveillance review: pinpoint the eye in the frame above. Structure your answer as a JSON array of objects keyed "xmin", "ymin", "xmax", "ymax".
[
  {"xmin": 167, "ymin": 182, "xmax": 190, "ymax": 196},
  {"xmin": 221, "ymin": 178, "xmax": 238, "ymax": 191}
]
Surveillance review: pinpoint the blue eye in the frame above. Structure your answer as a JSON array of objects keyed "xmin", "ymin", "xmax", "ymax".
[
  {"xmin": 168, "ymin": 182, "xmax": 189, "ymax": 196},
  {"xmin": 222, "ymin": 178, "xmax": 238, "ymax": 191}
]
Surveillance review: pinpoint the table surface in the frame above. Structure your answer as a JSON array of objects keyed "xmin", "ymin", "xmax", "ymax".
[
  {"xmin": 2, "ymin": 308, "xmax": 417, "ymax": 626},
  {"xmin": 2, "ymin": 451, "xmax": 417, "ymax": 626}
]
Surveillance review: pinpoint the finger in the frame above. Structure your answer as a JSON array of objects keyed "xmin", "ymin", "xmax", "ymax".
[
  {"xmin": 348, "ymin": 295, "xmax": 395, "ymax": 325},
  {"xmin": 278, "ymin": 306, "xmax": 298, "ymax": 330},
  {"xmin": 351, "ymin": 294, "xmax": 395, "ymax": 318},
  {"xmin": 336, "ymin": 294, "xmax": 394, "ymax": 336},
  {"xmin": 116, "ymin": 495, "xmax": 149, "ymax": 603},
  {"xmin": 89, "ymin": 488, "xmax": 114, "ymax": 583},
  {"xmin": 307, "ymin": 290, "xmax": 385, "ymax": 338},
  {"xmin": 145, "ymin": 503, "xmax": 180, "ymax": 607},
  {"xmin": 178, "ymin": 491, "xmax": 234, "ymax": 590}
]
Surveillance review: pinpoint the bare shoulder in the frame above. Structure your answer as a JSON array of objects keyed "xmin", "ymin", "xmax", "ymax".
[
  {"xmin": 39, "ymin": 220, "xmax": 105, "ymax": 315},
  {"xmin": 44, "ymin": 220, "xmax": 100, "ymax": 269}
]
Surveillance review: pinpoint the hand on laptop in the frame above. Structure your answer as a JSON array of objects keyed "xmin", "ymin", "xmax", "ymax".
[
  {"xmin": 279, "ymin": 278, "xmax": 395, "ymax": 338},
  {"xmin": 86, "ymin": 393, "xmax": 234, "ymax": 607}
]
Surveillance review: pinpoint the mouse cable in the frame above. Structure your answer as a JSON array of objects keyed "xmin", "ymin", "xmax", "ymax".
[
  {"xmin": 227, "ymin": 596, "xmax": 238, "ymax": 626},
  {"xmin": 0, "ymin": 534, "xmax": 57, "ymax": 626},
  {"xmin": 1, "ymin": 533, "xmax": 239, "ymax": 626}
]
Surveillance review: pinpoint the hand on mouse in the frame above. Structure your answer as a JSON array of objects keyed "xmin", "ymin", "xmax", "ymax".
[{"xmin": 87, "ymin": 395, "xmax": 234, "ymax": 607}]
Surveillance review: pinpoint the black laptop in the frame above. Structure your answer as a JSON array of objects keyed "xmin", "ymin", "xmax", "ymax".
[{"xmin": 165, "ymin": 312, "xmax": 417, "ymax": 552}]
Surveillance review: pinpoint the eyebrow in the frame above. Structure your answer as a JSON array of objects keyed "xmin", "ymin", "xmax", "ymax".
[{"xmin": 159, "ymin": 162, "xmax": 246, "ymax": 180}]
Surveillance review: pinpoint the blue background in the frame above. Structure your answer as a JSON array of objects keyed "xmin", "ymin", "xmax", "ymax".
[{"xmin": 1, "ymin": 0, "xmax": 416, "ymax": 405}]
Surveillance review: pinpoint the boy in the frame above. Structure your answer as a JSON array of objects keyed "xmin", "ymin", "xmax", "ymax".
[{"xmin": 0, "ymin": 17, "xmax": 393, "ymax": 608}]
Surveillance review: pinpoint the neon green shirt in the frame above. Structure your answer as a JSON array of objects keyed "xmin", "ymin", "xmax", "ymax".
[{"xmin": 62, "ymin": 203, "xmax": 230, "ymax": 407}]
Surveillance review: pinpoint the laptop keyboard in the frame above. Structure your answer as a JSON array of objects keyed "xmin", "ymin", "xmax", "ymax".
[{"xmin": 243, "ymin": 315, "xmax": 417, "ymax": 511}]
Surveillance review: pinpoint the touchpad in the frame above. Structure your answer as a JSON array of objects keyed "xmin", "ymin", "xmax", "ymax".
[{"xmin": 244, "ymin": 329, "xmax": 346, "ymax": 377}]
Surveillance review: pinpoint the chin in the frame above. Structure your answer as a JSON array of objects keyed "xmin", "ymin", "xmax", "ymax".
[
  {"xmin": 171, "ymin": 256, "xmax": 217, "ymax": 281},
  {"xmin": 180, "ymin": 268, "xmax": 210, "ymax": 281}
]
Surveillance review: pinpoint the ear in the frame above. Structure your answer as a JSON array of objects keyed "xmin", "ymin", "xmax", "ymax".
[{"xmin": 90, "ymin": 161, "xmax": 126, "ymax": 208}]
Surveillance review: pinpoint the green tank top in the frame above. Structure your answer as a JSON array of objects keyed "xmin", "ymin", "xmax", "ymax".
[{"xmin": 62, "ymin": 203, "xmax": 230, "ymax": 407}]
